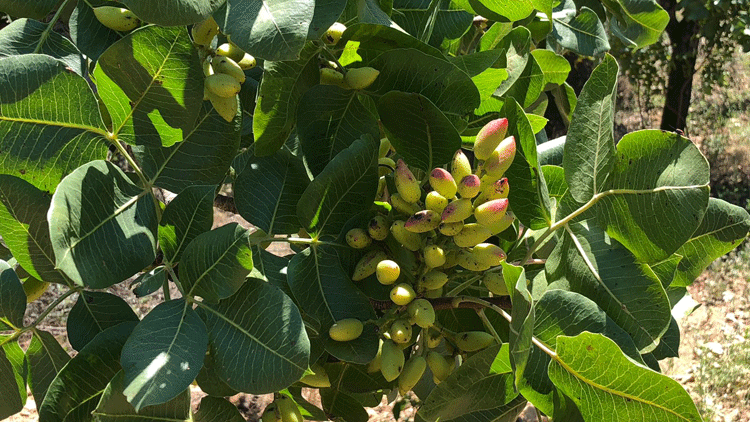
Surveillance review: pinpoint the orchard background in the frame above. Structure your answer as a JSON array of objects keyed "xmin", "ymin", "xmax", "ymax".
[{"xmin": 1, "ymin": 0, "xmax": 750, "ymax": 422}]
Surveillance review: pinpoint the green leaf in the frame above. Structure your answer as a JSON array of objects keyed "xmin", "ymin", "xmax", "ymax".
[
  {"xmin": 505, "ymin": 262, "xmax": 534, "ymax": 383},
  {"xmin": 48, "ymin": 160, "xmax": 158, "ymax": 288},
  {"xmin": 392, "ymin": 0, "xmax": 473, "ymax": 47},
  {"xmin": 251, "ymin": 246, "xmax": 293, "ymax": 297},
  {"xmin": 548, "ymin": 332, "xmax": 702, "ymax": 422},
  {"xmin": 67, "ymin": 291, "xmax": 140, "ymax": 351},
  {"xmin": 549, "ymin": 3, "xmax": 610, "ymax": 57},
  {"xmin": 94, "ymin": 25, "xmax": 203, "ymax": 147},
  {"xmin": 26, "ymin": 330, "xmax": 71, "ymax": 406},
  {"xmin": 297, "ymin": 136, "xmax": 378, "ymax": 236},
  {"xmin": 69, "ymin": 0, "xmax": 122, "ymax": 63},
  {"xmin": 194, "ymin": 396, "xmax": 245, "ymax": 422},
  {"xmin": 199, "ymin": 278, "xmax": 310, "ymax": 393},
  {"xmin": 0, "ymin": 54, "xmax": 108, "ymax": 192},
  {"xmin": 253, "ymin": 43, "xmax": 321, "ymax": 156},
  {"xmin": 323, "ymin": 362, "xmax": 390, "ymax": 393},
  {"xmin": 122, "ymin": 0, "xmax": 224, "ymax": 26},
  {"xmin": 503, "ymin": 98, "xmax": 551, "ymax": 229},
  {"xmin": 0, "ymin": 338, "xmax": 25, "ymax": 420},
  {"xmin": 287, "ymin": 246, "xmax": 377, "ymax": 364},
  {"xmin": 491, "ymin": 27, "xmax": 533, "ymax": 100},
  {"xmin": 378, "ymin": 91, "xmax": 462, "ymax": 171},
  {"xmin": 214, "ymin": 0, "xmax": 313, "ymax": 61},
  {"xmin": 670, "ymin": 198, "xmax": 750, "ymax": 287},
  {"xmin": 546, "ymin": 220, "xmax": 671, "ymax": 352},
  {"xmin": 356, "ymin": 0, "xmax": 403, "ymax": 28},
  {"xmin": 367, "ymin": 48, "xmax": 480, "ymax": 116},
  {"xmin": 530, "ymin": 49, "xmax": 570, "ymax": 87},
  {"xmin": 0, "ymin": 260, "xmax": 25, "ymax": 329},
  {"xmin": 92, "ymin": 371, "xmax": 191, "ymax": 422},
  {"xmin": 592, "ymin": 130, "xmax": 710, "ymax": 263},
  {"xmin": 159, "ymin": 185, "xmax": 215, "ymax": 264},
  {"xmin": 604, "ymin": 0, "xmax": 669, "ymax": 48},
  {"xmin": 503, "ymin": 52, "xmax": 544, "ymax": 108},
  {"xmin": 40, "ymin": 322, "xmax": 137, "ymax": 422},
  {"xmin": 647, "ymin": 315, "xmax": 680, "ymax": 360},
  {"xmin": 338, "ymin": 23, "xmax": 444, "ymax": 60},
  {"xmin": 419, "ymin": 345, "xmax": 524, "ymax": 422},
  {"xmin": 0, "ymin": 0, "xmax": 57, "ymax": 19},
  {"xmin": 0, "ymin": 19, "xmax": 86, "ymax": 76},
  {"xmin": 297, "ymin": 85, "xmax": 381, "ymax": 177},
  {"xmin": 0, "ymin": 175, "xmax": 68, "ymax": 284},
  {"xmin": 131, "ymin": 267, "xmax": 167, "ymax": 298},
  {"xmin": 471, "ymin": 0, "xmax": 534, "ymax": 21},
  {"xmin": 179, "ymin": 223, "xmax": 253, "ymax": 303},
  {"xmin": 449, "ymin": 49, "xmax": 503, "ymax": 78},
  {"xmin": 121, "ymin": 299, "xmax": 208, "ymax": 411},
  {"xmin": 288, "ymin": 387, "xmax": 329, "ymax": 420},
  {"xmin": 234, "ymin": 149, "xmax": 310, "ymax": 235},
  {"xmin": 479, "ymin": 21, "xmax": 513, "ymax": 51},
  {"xmin": 134, "ymin": 101, "xmax": 241, "ymax": 194},
  {"xmin": 307, "ymin": 0, "xmax": 348, "ymax": 40},
  {"xmin": 516, "ymin": 289, "xmax": 642, "ymax": 417},
  {"xmin": 195, "ymin": 346, "xmax": 239, "ymax": 398},
  {"xmin": 320, "ymin": 389, "xmax": 369, "ymax": 422},
  {"xmin": 564, "ymin": 54, "xmax": 618, "ymax": 203}
]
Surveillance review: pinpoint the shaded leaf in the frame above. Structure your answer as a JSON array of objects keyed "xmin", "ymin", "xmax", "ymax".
[
  {"xmin": 199, "ymin": 278, "xmax": 310, "ymax": 393},
  {"xmin": 121, "ymin": 300, "xmax": 208, "ymax": 411},
  {"xmin": 123, "ymin": 0, "xmax": 224, "ymax": 26},
  {"xmin": 0, "ymin": 0, "xmax": 57, "ymax": 19},
  {"xmin": 392, "ymin": 0, "xmax": 473, "ymax": 47},
  {"xmin": 194, "ymin": 396, "xmax": 245, "ymax": 422},
  {"xmin": 549, "ymin": 2, "xmax": 610, "ymax": 57},
  {"xmin": 92, "ymin": 371, "xmax": 191, "ymax": 422},
  {"xmin": 0, "ymin": 338, "xmax": 25, "ymax": 420},
  {"xmin": 0, "ymin": 260, "xmax": 25, "ymax": 329},
  {"xmin": 69, "ymin": 0, "xmax": 122, "ymax": 63},
  {"xmin": 67, "ymin": 291, "xmax": 140, "ymax": 351},
  {"xmin": 159, "ymin": 185, "xmax": 215, "ymax": 265},
  {"xmin": 131, "ymin": 267, "xmax": 167, "ymax": 298},
  {"xmin": 48, "ymin": 161, "xmax": 158, "ymax": 288},
  {"xmin": 605, "ymin": 0, "xmax": 669, "ymax": 48},
  {"xmin": 26, "ymin": 330, "xmax": 70, "ymax": 406},
  {"xmin": 0, "ymin": 19, "xmax": 86, "ymax": 76},
  {"xmin": 180, "ymin": 223, "xmax": 253, "ymax": 303},
  {"xmin": 320, "ymin": 388, "xmax": 369, "ymax": 422},
  {"xmin": 378, "ymin": 91, "xmax": 462, "ymax": 171}
]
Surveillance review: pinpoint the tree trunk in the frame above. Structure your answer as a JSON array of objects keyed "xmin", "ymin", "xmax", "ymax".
[{"xmin": 658, "ymin": 0, "xmax": 701, "ymax": 132}]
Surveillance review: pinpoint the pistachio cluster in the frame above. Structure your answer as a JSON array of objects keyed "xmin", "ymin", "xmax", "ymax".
[
  {"xmin": 328, "ymin": 118, "xmax": 516, "ymax": 390},
  {"xmin": 189, "ymin": 18, "xmax": 257, "ymax": 122}
]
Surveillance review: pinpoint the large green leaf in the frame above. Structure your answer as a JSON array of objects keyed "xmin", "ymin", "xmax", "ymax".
[
  {"xmin": 670, "ymin": 198, "xmax": 750, "ymax": 287},
  {"xmin": 287, "ymin": 246, "xmax": 377, "ymax": 363},
  {"xmin": 122, "ymin": 0, "xmax": 224, "ymax": 26},
  {"xmin": 378, "ymin": 91, "xmax": 462, "ymax": 171},
  {"xmin": 297, "ymin": 85, "xmax": 381, "ymax": 177},
  {"xmin": 199, "ymin": 278, "xmax": 310, "ymax": 393},
  {"xmin": 194, "ymin": 396, "xmax": 245, "ymax": 422},
  {"xmin": 548, "ymin": 332, "xmax": 702, "ymax": 422},
  {"xmin": 517, "ymin": 289, "xmax": 642, "ymax": 417},
  {"xmin": 548, "ymin": 1, "xmax": 610, "ymax": 57},
  {"xmin": 0, "ymin": 175, "xmax": 68, "ymax": 284},
  {"xmin": 0, "ymin": 260, "xmax": 25, "ymax": 329},
  {"xmin": 564, "ymin": 54, "xmax": 618, "ymax": 203},
  {"xmin": 92, "ymin": 371, "xmax": 191, "ymax": 422},
  {"xmin": 179, "ymin": 223, "xmax": 253, "ymax": 303},
  {"xmin": 94, "ymin": 25, "xmax": 203, "ymax": 147},
  {"xmin": 604, "ymin": 0, "xmax": 669, "ymax": 48},
  {"xmin": 503, "ymin": 98, "xmax": 551, "ymax": 229},
  {"xmin": 67, "ymin": 291, "xmax": 140, "ymax": 351},
  {"xmin": 0, "ymin": 338, "xmax": 25, "ymax": 420},
  {"xmin": 546, "ymin": 220, "xmax": 671, "ymax": 352},
  {"xmin": 367, "ymin": 48, "xmax": 480, "ymax": 116},
  {"xmin": 39, "ymin": 322, "xmax": 137, "ymax": 422},
  {"xmin": 214, "ymin": 0, "xmax": 314, "ymax": 61},
  {"xmin": 251, "ymin": 245, "xmax": 293, "ymax": 297},
  {"xmin": 26, "ymin": 330, "xmax": 71, "ymax": 406},
  {"xmin": 419, "ymin": 345, "xmax": 525, "ymax": 422},
  {"xmin": 121, "ymin": 299, "xmax": 208, "ymax": 411},
  {"xmin": 355, "ymin": 0, "xmax": 404, "ymax": 28},
  {"xmin": 134, "ymin": 101, "xmax": 241, "ymax": 194},
  {"xmin": 48, "ymin": 160, "xmax": 158, "ymax": 288},
  {"xmin": 469, "ymin": 0, "xmax": 534, "ymax": 21},
  {"xmin": 253, "ymin": 43, "xmax": 321, "ymax": 156},
  {"xmin": 0, "ymin": 0, "xmax": 57, "ymax": 19},
  {"xmin": 503, "ymin": 52, "xmax": 544, "ymax": 109},
  {"xmin": 320, "ymin": 389, "xmax": 369, "ymax": 422},
  {"xmin": 297, "ymin": 136, "xmax": 378, "ymax": 236},
  {"xmin": 591, "ymin": 130, "xmax": 710, "ymax": 263},
  {"xmin": 392, "ymin": 0, "xmax": 473, "ymax": 47},
  {"xmin": 0, "ymin": 19, "xmax": 86, "ymax": 76},
  {"xmin": 159, "ymin": 185, "xmax": 215, "ymax": 265},
  {"xmin": 0, "ymin": 54, "xmax": 109, "ymax": 192},
  {"xmin": 69, "ymin": 0, "xmax": 122, "ymax": 63},
  {"xmin": 488, "ymin": 27, "xmax": 533, "ymax": 102},
  {"xmin": 530, "ymin": 50, "xmax": 570, "ymax": 88},
  {"xmin": 234, "ymin": 149, "xmax": 310, "ymax": 235}
]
